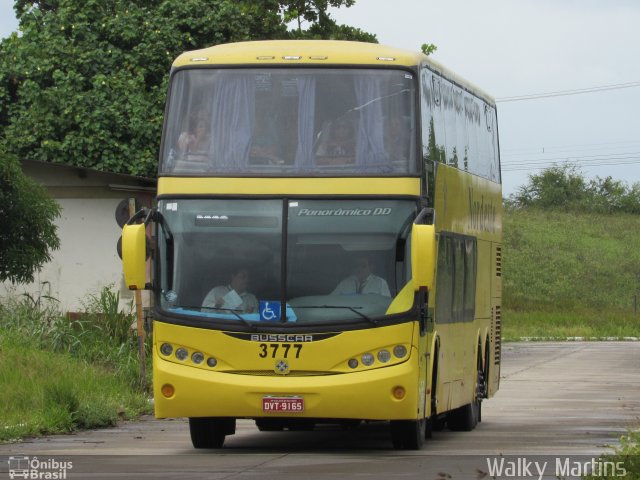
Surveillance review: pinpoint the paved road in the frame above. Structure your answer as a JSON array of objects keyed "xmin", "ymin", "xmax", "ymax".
[{"xmin": 1, "ymin": 342, "xmax": 639, "ymax": 479}]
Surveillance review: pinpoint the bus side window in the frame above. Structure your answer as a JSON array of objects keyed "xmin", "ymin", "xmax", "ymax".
[{"xmin": 435, "ymin": 234, "xmax": 477, "ymax": 323}]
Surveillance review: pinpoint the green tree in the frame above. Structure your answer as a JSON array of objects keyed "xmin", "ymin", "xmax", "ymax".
[
  {"xmin": 0, "ymin": 148, "xmax": 60, "ymax": 283},
  {"xmin": 508, "ymin": 164, "xmax": 640, "ymax": 214},
  {"xmin": 509, "ymin": 165, "xmax": 589, "ymax": 210},
  {"xmin": 280, "ymin": 0, "xmax": 377, "ymax": 41},
  {"xmin": 281, "ymin": 0, "xmax": 353, "ymax": 34},
  {"xmin": 0, "ymin": 0, "xmax": 373, "ymax": 178}
]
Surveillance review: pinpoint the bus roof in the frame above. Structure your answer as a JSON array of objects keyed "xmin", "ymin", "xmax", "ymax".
[{"xmin": 173, "ymin": 40, "xmax": 495, "ymax": 105}]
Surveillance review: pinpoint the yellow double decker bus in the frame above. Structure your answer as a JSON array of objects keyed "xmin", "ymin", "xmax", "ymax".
[{"xmin": 123, "ymin": 40, "xmax": 502, "ymax": 450}]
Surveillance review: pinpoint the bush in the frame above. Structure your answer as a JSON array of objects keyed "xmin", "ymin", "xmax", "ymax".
[
  {"xmin": 508, "ymin": 165, "xmax": 640, "ymax": 214},
  {"xmin": 585, "ymin": 429, "xmax": 640, "ymax": 480},
  {"xmin": 0, "ymin": 285, "xmax": 147, "ymax": 388},
  {"xmin": 0, "ymin": 285, "xmax": 151, "ymax": 441}
]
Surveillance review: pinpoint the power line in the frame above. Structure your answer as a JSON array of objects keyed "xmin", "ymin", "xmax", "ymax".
[
  {"xmin": 502, "ymin": 157, "xmax": 640, "ymax": 172},
  {"xmin": 502, "ymin": 152, "xmax": 640, "ymax": 166},
  {"xmin": 496, "ymin": 80, "xmax": 640, "ymax": 103},
  {"xmin": 502, "ymin": 140, "xmax": 640, "ymax": 155}
]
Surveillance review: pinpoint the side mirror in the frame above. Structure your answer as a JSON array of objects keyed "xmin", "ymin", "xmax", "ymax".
[
  {"xmin": 411, "ymin": 210, "xmax": 436, "ymax": 290},
  {"xmin": 122, "ymin": 223, "xmax": 147, "ymax": 290}
]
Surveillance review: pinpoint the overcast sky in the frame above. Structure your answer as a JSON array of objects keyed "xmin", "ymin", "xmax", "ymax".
[
  {"xmin": 330, "ymin": 0, "xmax": 640, "ymax": 195},
  {"xmin": 2, "ymin": 0, "xmax": 639, "ymax": 195}
]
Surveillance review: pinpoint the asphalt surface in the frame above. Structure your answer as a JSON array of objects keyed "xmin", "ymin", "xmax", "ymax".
[{"xmin": 1, "ymin": 342, "xmax": 639, "ymax": 479}]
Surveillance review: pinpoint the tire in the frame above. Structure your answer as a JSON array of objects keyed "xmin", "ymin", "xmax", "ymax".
[
  {"xmin": 424, "ymin": 416, "xmax": 433, "ymax": 439},
  {"xmin": 189, "ymin": 417, "xmax": 235, "ymax": 449},
  {"xmin": 390, "ymin": 418, "xmax": 426, "ymax": 450},
  {"xmin": 447, "ymin": 400, "xmax": 479, "ymax": 431},
  {"xmin": 429, "ymin": 347, "xmax": 443, "ymax": 434},
  {"xmin": 432, "ymin": 415, "xmax": 446, "ymax": 431},
  {"xmin": 480, "ymin": 340, "xmax": 490, "ymax": 423},
  {"xmin": 447, "ymin": 356, "xmax": 482, "ymax": 432}
]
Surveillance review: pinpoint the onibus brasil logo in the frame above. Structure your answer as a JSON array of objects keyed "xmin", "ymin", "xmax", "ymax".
[{"xmin": 8, "ymin": 456, "xmax": 73, "ymax": 479}]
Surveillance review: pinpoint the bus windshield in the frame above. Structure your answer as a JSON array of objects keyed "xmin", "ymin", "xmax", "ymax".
[
  {"xmin": 157, "ymin": 199, "xmax": 417, "ymax": 325},
  {"xmin": 161, "ymin": 68, "xmax": 417, "ymax": 176}
]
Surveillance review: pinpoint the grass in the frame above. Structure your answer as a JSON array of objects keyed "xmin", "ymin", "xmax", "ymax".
[
  {"xmin": 503, "ymin": 208, "xmax": 640, "ymax": 340},
  {"xmin": 503, "ymin": 208, "xmax": 640, "ymax": 475},
  {"xmin": 0, "ymin": 286, "xmax": 152, "ymax": 443},
  {"xmin": 503, "ymin": 310, "xmax": 639, "ymax": 341},
  {"xmin": 0, "ymin": 331, "xmax": 148, "ymax": 442},
  {"xmin": 585, "ymin": 429, "xmax": 640, "ymax": 479}
]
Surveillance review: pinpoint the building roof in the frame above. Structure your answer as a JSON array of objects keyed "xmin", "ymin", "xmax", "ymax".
[{"xmin": 21, "ymin": 159, "xmax": 156, "ymax": 198}]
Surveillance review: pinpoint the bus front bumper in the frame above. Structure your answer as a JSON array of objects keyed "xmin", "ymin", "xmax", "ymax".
[{"xmin": 153, "ymin": 356, "xmax": 421, "ymax": 421}]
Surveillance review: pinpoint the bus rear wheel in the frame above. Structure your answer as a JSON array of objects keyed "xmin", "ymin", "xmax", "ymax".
[
  {"xmin": 189, "ymin": 417, "xmax": 235, "ymax": 448},
  {"xmin": 390, "ymin": 417, "xmax": 426, "ymax": 450},
  {"xmin": 447, "ymin": 360, "xmax": 482, "ymax": 432}
]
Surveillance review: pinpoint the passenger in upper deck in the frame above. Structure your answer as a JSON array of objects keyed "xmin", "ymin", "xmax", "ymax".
[
  {"xmin": 331, "ymin": 256, "xmax": 391, "ymax": 297},
  {"xmin": 202, "ymin": 267, "xmax": 258, "ymax": 313},
  {"xmin": 178, "ymin": 107, "xmax": 211, "ymax": 155},
  {"xmin": 178, "ymin": 119, "xmax": 211, "ymax": 154},
  {"xmin": 315, "ymin": 117, "xmax": 356, "ymax": 164}
]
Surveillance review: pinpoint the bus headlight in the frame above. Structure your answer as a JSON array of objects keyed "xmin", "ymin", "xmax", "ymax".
[
  {"xmin": 393, "ymin": 345, "xmax": 407, "ymax": 359},
  {"xmin": 348, "ymin": 358, "xmax": 359, "ymax": 369},
  {"xmin": 377, "ymin": 349, "xmax": 391, "ymax": 363},
  {"xmin": 191, "ymin": 352, "xmax": 204, "ymax": 364},
  {"xmin": 207, "ymin": 357, "xmax": 217, "ymax": 368},
  {"xmin": 361, "ymin": 353, "xmax": 374, "ymax": 366},
  {"xmin": 160, "ymin": 343, "xmax": 173, "ymax": 356},
  {"xmin": 175, "ymin": 347, "xmax": 188, "ymax": 361}
]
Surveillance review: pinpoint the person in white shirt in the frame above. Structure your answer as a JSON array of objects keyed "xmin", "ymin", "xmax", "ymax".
[
  {"xmin": 331, "ymin": 256, "xmax": 391, "ymax": 297},
  {"xmin": 202, "ymin": 267, "xmax": 258, "ymax": 313}
]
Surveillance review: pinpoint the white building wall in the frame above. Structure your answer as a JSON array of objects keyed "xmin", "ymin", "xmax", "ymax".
[{"xmin": 1, "ymin": 197, "xmax": 135, "ymax": 312}]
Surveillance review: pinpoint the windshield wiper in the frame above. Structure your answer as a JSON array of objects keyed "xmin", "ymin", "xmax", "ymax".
[{"xmin": 294, "ymin": 305, "xmax": 378, "ymax": 325}]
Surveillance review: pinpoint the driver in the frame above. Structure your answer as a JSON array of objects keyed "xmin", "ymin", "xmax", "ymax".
[
  {"xmin": 331, "ymin": 256, "xmax": 391, "ymax": 297},
  {"xmin": 202, "ymin": 267, "xmax": 258, "ymax": 313}
]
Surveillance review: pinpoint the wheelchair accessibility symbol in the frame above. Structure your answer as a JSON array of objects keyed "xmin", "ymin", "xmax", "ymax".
[{"xmin": 259, "ymin": 301, "xmax": 281, "ymax": 321}]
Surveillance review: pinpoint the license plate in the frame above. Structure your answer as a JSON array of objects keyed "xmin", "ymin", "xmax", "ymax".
[{"xmin": 262, "ymin": 396, "xmax": 304, "ymax": 413}]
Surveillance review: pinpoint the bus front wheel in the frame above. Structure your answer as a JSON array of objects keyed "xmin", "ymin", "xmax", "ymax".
[
  {"xmin": 390, "ymin": 417, "xmax": 426, "ymax": 450},
  {"xmin": 189, "ymin": 417, "xmax": 235, "ymax": 448}
]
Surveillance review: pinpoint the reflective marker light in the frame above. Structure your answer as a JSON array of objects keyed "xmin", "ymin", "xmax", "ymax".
[
  {"xmin": 207, "ymin": 357, "xmax": 217, "ymax": 368},
  {"xmin": 377, "ymin": 349, "xmax": 391, "ymax": 363},
  {"xmin": 348, "ymin": 358, "xmax": 359, "ymax": 369},
  {"xmin": 160, "ymin": 343, "xmax": 173, "ymax": 356},
  {"xmin": 393, "ymin": 345, "xmax": 408, "ymax": 358},
  {"xmin": 175, "ymin": 347, "xmax": 188, "ymax": 361},
  {"xmin": 191, "ymin": 352, "xmax": 204, "ymax": 364},
  {"xmin": 392, "ymin": 386, "xmax": 406, "ymax": 399},
  {"xmin": 161, "ymin": 384, "xmax": 175, "ymax": 398},
  {"xmin": 361, "ymin": 353, "xmax": 374, "ymax": 366}
]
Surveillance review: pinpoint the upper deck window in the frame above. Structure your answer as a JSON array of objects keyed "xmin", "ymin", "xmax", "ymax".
[{"xmin": 160, "ymin": 68, "xmax": 417, "ymax": 176}]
